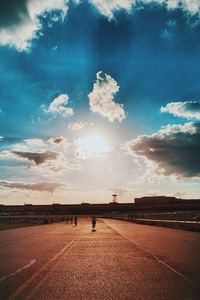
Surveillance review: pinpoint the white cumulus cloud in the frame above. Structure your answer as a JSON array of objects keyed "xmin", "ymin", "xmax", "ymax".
[
  {"xmin": 0, "ymin": 0, "xmax": 69, "ymax": 51},
  {"xmin": 68, "ymin": 121, "xmax": 88, "ymax": 131},
  {"xmin": 141, "ymin": 0, "xmax": 200, "ymax": 15},
  {"xmin": 89, "ymin": 0, "xmax": 133, "ymax": 19},
  {"xmin": 89, "ymin": 0, "xmax": 200, "ymax": 20},
  {"xmin": 161, "ymin": 101, "xmax": 200, "ymax": 120},
  {"xmin": 46, "ymin": 94, "xmax": 74, "ymax": 116},
  {"xmin": 88, "ymin": 71, "xmax": 126, "ymax": 122},
  {"xmin": 1, "ymin": 0, "xmax": 200, "ymax": 52}
]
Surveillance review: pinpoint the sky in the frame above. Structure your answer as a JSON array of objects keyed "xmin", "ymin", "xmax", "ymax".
[{"xmin": 0, "ymin": 0, "xmax": 200, "ymax": 204}]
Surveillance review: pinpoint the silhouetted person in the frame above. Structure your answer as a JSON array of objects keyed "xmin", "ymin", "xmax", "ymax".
[
  {"xmin": 74, "ymin": 216, "xmax": 78, "ymax": 226},
  {"xmin": 70, "ymin": 216, "xmax": 73, "ymax": 224},
  {"xmin": 66, "ymin": 216, "xmax": 69, "ymax": 224},
  {"xmin": 91, "ymin": 216, "xmax": 96, "ymax": 231}
]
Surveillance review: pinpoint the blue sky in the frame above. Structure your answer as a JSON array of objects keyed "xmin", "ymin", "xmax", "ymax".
[{"xmin": 0, "ymin": 0, "xmax": 200, "ymax": 204}]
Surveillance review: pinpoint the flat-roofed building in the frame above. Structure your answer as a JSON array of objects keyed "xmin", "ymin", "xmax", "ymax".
[{"xmin": 134, "ymin": 196, "xmax": 179, "ymax": 204}]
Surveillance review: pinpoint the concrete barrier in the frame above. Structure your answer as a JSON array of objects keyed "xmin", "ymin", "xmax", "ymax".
[
  {"xmin": 103, "ymin": 214, "xmax": 200, "ymax": 232},
  {"xmin": 0, "ymin": 215, "xmax": 65, "ymax": 229},
  {"xmin": 131, "ymin": 218, "xmax": 200, "ymax": 231}
]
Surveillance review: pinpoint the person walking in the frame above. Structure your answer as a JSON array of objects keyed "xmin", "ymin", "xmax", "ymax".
[
  {"xmin": 91, "ymin": 215, "xmax": 96, "ymax": 231},
  {"xmin": 74, "ymin": 216, "xmax": 78, "ymax": 226}
]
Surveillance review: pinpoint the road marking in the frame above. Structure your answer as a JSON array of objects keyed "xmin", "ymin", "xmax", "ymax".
[
  {"xmin": 50, "ymin": 238, "xmax": 77, "ymax": 262},
  {"xmin": 104, "ymin": 219, "xmax": 200, "ymax": 291},
  {"xmin": 0, "ymin": 260, "xmax": 36, "ymax": 283},
  {"xmin": 26, "ymin": 233, "xmax": 83, "ymax": 300},
  {"xmin": 7, "ymin": 226, "xmax": 86, "ymax": 300}
]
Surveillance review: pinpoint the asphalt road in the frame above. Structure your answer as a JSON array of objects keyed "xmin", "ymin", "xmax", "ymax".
[{"xmin": 0, "ymin": 218, "xmax": 200, "ymax": 300}]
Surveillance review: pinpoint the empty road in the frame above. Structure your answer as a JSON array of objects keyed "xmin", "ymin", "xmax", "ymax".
[{"xmin": 0, "ymin": 218, "xmax": 200, "ymax": 299}]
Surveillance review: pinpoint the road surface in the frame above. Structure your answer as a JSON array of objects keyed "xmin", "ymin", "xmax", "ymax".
[{"xmin": 0, "ymin": 218, "xmax": 200, "ymax": 299}]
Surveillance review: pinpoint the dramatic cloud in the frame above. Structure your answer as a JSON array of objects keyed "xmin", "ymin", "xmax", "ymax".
[
  {"xmin": 89, "ymin": 1, "xmax": 200, "ymax": 20},
  {"xmin": 143, "ymin": 1, "xmax": 200, "ymax": 16},
  {"xmin": 12, "ymin": 151, "xmax": 59, "ymax": 165},
  {"xmin": 45, "ymin": 94, "xmax": 74, "ymax": 117},
  {"xmin": 0, "ymin": 180, "xmax": 63, "ymax": 193},
  {"xmin": 0, "ymin": 0, "xmax": 69, "ymax": 51},
  {"xmin": 128, "ymin": 122, "xmax": 200, "ymax": 178},
  {"xmin": 0, "ymin": 150, "xmax": 66, "ymax": 176},
  {"xmin": 89, "ymin": 0, "xmax": 133, "ymax": 19},
  {"xmin": 1, "ymin": 0, "xmax": 200, "ymax": 51},
  {"xmin": 164, "ymin": 0, "xmax": 200, "ymax": 14},
  {"xmin": 0, "ymin": 137, "xmax": 71, "ymax": 176},
  {"xmin": 161, "ymin": 101, "xmax": 200, "ymax": 120},
  {"xmin": 88, "ymin": 71, "xmax": 126, "ymax": 122},
  {"xmin": 68, "ymin": 121, "xmax": 88, "ymax": 131},
  {"xmin": 1, "ymin": 1, "xmax": 200, "ymax": 52}
]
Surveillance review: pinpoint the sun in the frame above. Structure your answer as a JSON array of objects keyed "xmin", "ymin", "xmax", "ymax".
[{"xmin": 76, "ymin": 134, "xmax": 111, "ymax": 159}]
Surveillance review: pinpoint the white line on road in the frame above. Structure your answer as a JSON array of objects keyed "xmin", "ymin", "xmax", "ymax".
[
  {"xmin": 104, "ymin": 220, "xmax": 200, "ymax": 291},
  {"xmin": 50, "ymin": 238, "xmax": 77, "ymax": 262},
  {"xmin": 26, "ymin": 233, "xmax": 83, "ymax": 300},
  {"xmin": 7, "ymin": 227, "xmax": 86, "ymax": 300},
  {"xmin": 0, "ymin": 260, "xmax": 36, "ymax": 283}
]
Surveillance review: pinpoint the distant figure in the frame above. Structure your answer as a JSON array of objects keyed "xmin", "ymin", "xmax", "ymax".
[
  {"xmin": 74, "ymin": 216, "xmax": 78, "ymax": 226},
  {"xmin": 91, "ymin": 216, "xmax": 96, "ymax": 231},
  {"xmin": 70, "ymin": 216, "xmax": 73, "ymax": 224},
  {"xmin": 66, "ymin": 216, "xmax": 69, "ymax": 224}
]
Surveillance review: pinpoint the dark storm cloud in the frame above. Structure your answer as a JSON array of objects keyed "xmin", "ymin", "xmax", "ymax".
[
  {"xmin": 128, "ymin": 123, "xmax": 200, "ymax": 178},
  {"xmin": 161, "ymin": 101, "xmax": 200, "ymax": 120},
  {"xmin": 0, "ymin": 181, "xmax": 63, "ymax": 193},
  {"xmin": 12, "ymin": 151, "xmax": 58, "ymax": 165}
]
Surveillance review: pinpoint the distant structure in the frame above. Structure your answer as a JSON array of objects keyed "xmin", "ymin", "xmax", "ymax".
[
  {"xmin": 135, "ymin": 196, "xmax": 178, "ymax": 204},
  {"xmin": 112, "ymin": 194, "xmax": 118, "ymax": 203},
  {"xmin": 1, "ymin": 198, "xmax": 200, "ymax": 216}
]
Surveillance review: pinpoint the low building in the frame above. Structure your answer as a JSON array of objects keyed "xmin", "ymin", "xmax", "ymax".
[{"xmin": 134, "ymin": 196, "xmax": 179, "ymax": 204}]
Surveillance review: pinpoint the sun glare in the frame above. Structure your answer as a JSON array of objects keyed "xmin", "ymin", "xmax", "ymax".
[{"xmin": 76, "ymin": 134, "xmax": 111, "ymax": 159}]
